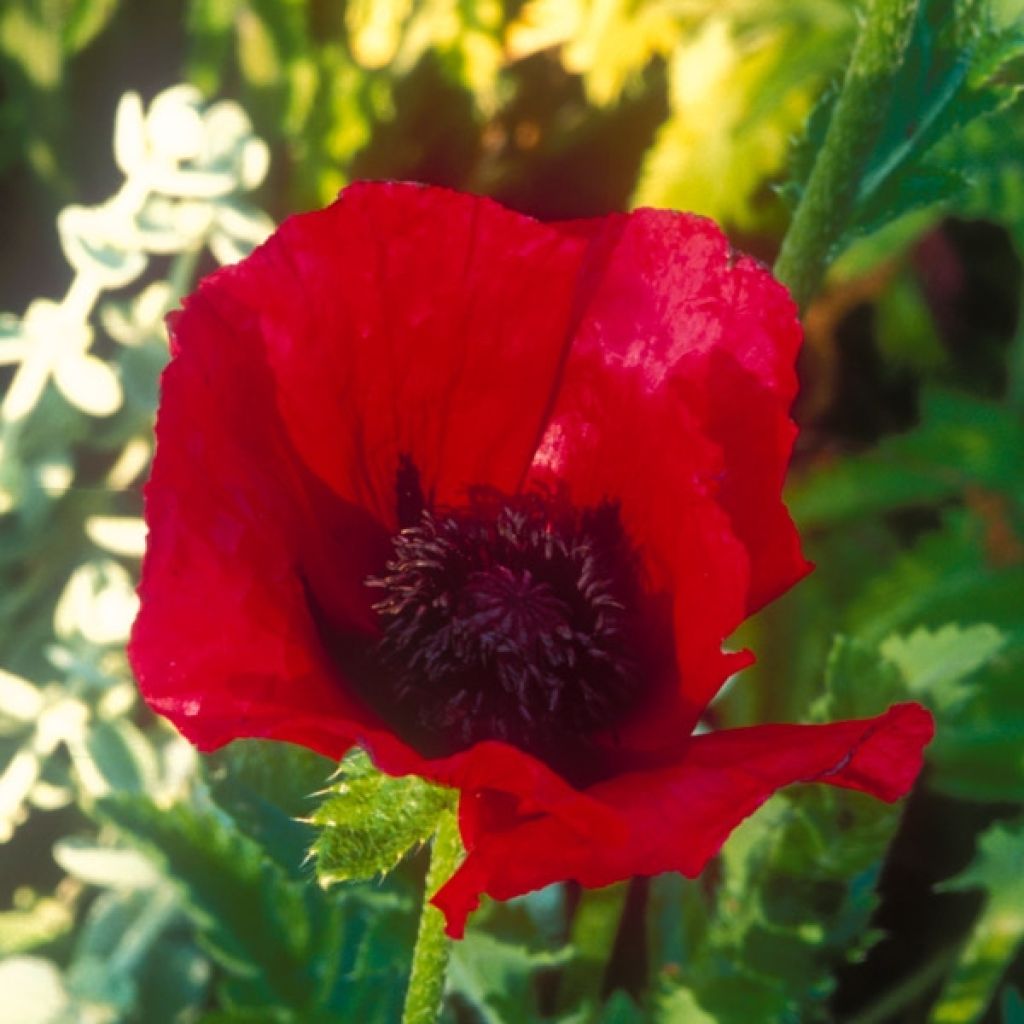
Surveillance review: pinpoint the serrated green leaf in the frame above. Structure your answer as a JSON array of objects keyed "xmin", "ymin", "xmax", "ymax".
[
  {"xmin": 448, "ymin": 929, "xmax": 572, "ymax": 1024},
  {"xmin": 931, "ymin": 819, "xmax": 1024, "ymax": 1023},
  {"xmin": 204, "ymin": 739, "xmax": 331, "ymax": 877},
  {"xmin": 96, "ymin": 794, "xmax": 345, "ymax": 1015},
  {"xmin": 786, "ymin": 0, "xmax": 1024, "ymax": 261},
  {"xmin": 842, "ymin": 519, "xmax": 1024, "ymax": 803},
  {"xmin": 311, "ymin": 749, "xmax": 453, "ymax": 886},
  {"xmin": 904, "ymin": 655, "xmax": 1024, "ymax": 799},
  {"xmin": 881, "ymin": 623, "xmax": 1007, "ymax": 709}
]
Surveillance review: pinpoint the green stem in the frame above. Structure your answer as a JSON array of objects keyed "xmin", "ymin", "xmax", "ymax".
[
  {"xmin": 555, "ymin": 881, "xmax": 631, "ymax": 1016},
  {"xmin": 402, "ymin": 805, "xmax": 462, "ymax": 1024},
  {"xmin": 774, "ymin": 0, "xmax": 921, "ymax": 309}
]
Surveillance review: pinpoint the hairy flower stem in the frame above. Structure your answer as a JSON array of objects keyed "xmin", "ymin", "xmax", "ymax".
[
  {"xmin": 774, "ymin": 0, "xmax": 921, "ymax": 309},
  {"xmin": 402, "ymin": 803, "xmax": 462, "ymax": 1024}
]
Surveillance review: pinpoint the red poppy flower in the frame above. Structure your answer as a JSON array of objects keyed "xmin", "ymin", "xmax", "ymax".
[{"xmin": 130, "ymin": 181, "xmax": 933, "ymax": 937}]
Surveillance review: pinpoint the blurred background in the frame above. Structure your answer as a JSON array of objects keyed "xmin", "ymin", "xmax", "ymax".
[{"xmin": 0, "ymin": 1, "xmax": 1022, "ymax": 1022}]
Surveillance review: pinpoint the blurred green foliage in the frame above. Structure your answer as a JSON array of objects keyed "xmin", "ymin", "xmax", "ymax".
[{"xmin": 1, "ymin": 0, "xmax": 1023, "ymax": 1022}]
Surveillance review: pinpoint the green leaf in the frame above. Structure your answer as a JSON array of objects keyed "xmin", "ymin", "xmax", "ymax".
[
  {"xmin": 83, "ymin": 717, "xmax": 160, "ymax": 795},
  {"xmin": 847, "ymin": 512, "xmax": 1024, "ymax": 646},
  {"xmin": 134, "ymin": 938, "xmax": 211, "ymax": 1024},
  {"xmin": 891, "ymin": 630, "xmax": 1024, "ymax": 803},
  {"xmin": 881, "ymin": 623, "xmax": 1007, "ymax": 709},
  {"xmin": 63, "ymin": 888, "xmax": 183, "ymax": 1017},
  {"xmin": 311, "ymin": 749, "xmax": 453, "ymax": 886},
  {"xmin": 931, "ymin": 819, "xmax": 1024, "ymax": 1023},
  {"xmin": 841, "ymin": 514, "xmax": 1024, "ymax": 803},
  {"xmin": 786, "ymin": 0, "xmax": 1024, "ymax": 261},
  {"xmin": 448, "ymin": 930, "xmax": 572, "ymax": 1024},
  {"xmin": 635, "ymin": 7, "xmax": 852, "ymax": 230},
  {"xmin": 96, "ymin": 793, "xmax": 345, "ymax": 1016},
  {"xmin": 790, "ymin": 390, "xmax": 1024, "ymax": 531},
  {"xmin": 204, "ymin": 738, "xmax": 332, "ymax": 877}
]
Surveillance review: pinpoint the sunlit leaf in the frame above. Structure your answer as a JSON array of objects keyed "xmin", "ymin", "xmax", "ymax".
[
  {"xmin": 311, "ymin": 749, "xmax": 453, "ymax": 886},
  {"xmin": 932, "ymin": 819, "xmax": 1024, "ymax": 1023},
  {"xmin": 635, "ymin": 17, "xmax": 826, "ymax": 228}
]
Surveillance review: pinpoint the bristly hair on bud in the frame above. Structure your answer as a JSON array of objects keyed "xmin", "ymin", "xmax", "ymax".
[{"xmin": 366, "ymin": 469, "xmax": 639, "ymax": 763}]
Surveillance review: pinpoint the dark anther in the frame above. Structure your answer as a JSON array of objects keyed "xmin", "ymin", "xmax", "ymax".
[{"xmin": 366, "ymin": 483, "xmax": 638, "ymax": 762}]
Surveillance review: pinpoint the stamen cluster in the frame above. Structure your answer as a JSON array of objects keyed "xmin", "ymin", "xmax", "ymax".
[{"xmin": 367, "ymin": 493, "xmax": 635, "ymax": 755}]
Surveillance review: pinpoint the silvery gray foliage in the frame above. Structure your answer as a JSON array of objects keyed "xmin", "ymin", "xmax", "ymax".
[
  {"xmin": 0, "ymin": 83, "xmax": 272, "ymax": 429},
  {"xmin": 0, "ymin": 85, "xmax": 272, "ymax": 1024}
]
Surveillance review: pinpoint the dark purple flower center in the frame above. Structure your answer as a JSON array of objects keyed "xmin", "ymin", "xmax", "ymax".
[{"xmin": 365, "ymin": 459, "xmax": 639, "ymax": 761}]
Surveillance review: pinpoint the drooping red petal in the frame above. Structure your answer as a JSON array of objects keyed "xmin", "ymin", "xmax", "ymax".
[
  {"xmin": 208, "ymin": 181, "xmax": 602, "ymax": 529},
  {"xmin": 434, "ymin": 702, "xmax": 934, "ymax": 938},
  {"xmin": 527, "ymin": 209, "xmax": 810, "ymax": 736}
]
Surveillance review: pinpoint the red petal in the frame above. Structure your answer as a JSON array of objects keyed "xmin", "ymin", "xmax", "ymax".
[
  {"xmin": 130, "ymin": 290, "xmax": 390, "ymax": 753},
  {"xmin": 211, "ymin": 181, "xmax": 600, "ymax": 528},
  {"xmin": 433, "ymin": 703, "xmax": 934, "ymax": 937},
  {"xmin": 527, "ymin": 210, "xmax": 810, "ymax": 732}
]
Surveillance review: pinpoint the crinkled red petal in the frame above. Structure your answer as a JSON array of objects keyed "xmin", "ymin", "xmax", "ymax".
[
  {"xmin": 433, "ymin": 702, "xmax": 934, "ymax": 938},
  {"xmin": 527, "ymin": 209, "xmax": 810, "ymax": 738},
  {"xmin": 214, "ymin": 181, "xmax": 601, "ymax": 527}
]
